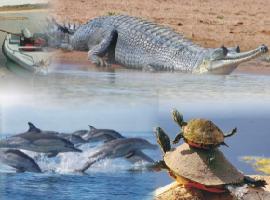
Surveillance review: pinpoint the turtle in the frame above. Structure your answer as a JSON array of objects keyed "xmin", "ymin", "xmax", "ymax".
[
  {"xmin": 172, "ymin": 109, "xmax": 237, "ymax": 149},
  {"xmin": 153, "ymin": 127, "xmax": 267, "ymax": 194}
]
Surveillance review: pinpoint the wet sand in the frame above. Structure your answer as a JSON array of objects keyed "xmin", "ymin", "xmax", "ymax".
[
  {"xmin": 50, "ymin": 0, "xmax": 270, "ymax": 75},
  {"xmin": 53, "ymin": 50, "xmax": 270, "ymax": 75},
  {"xmin": 0, "ymin": 9, "xmax": 48, "ymax": 14}
]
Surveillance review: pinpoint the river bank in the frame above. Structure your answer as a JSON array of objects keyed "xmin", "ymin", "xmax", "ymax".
[{"xmin": 49, "ymin": 0, "xmax": 270, "ymax": 75}]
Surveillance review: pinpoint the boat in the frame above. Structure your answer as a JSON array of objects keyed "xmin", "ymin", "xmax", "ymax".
[{"xmin": 2, "ymin": 30, "xmax": 52, "ymax": 75}]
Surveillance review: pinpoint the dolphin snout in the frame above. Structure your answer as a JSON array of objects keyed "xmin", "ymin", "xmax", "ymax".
[
  {"xmin": 73, "ymin": 148, "xmax": 83, "ymax": 153},
  {"xmin": 150, "ymin": 144, "xmax": 158, "ymax": 150}
]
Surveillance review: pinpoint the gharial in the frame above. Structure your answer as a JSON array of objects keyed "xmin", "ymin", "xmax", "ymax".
[{"xmin": 47, "ymin": 15, "xmax": 268, "ymax": 74}]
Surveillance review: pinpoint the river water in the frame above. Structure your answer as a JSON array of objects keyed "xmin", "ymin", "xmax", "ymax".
[{"xmin": 0, "ymin": 11, "xmax": 270, "ymax": 200}]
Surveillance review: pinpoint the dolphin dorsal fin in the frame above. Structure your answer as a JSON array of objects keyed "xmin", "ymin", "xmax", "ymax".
[
  {"xmin": 27, "ymin": 122, "xmax": 41, "ymax": 133},
  {"xmin": 88, "ymin": 125, "xmax": 96, "ymax": 131}
]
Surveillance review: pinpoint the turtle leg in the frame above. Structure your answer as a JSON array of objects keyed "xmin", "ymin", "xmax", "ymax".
[
  {"xmin": 220, "ymin": 142, "xmax": 229, "ymax": 147},
  {"xmin": 147, "ymin": 160, "xmax": 168, "ymax": 171},
  {"xmin": 243, "ymin": 176, "xmax": 267, "ymax": 187},
  {"xmin": 207, "ymin": 148, "xmax": 216, "ymax": 164},
  {"xmin": 224, "ymin": 127, "xmax": 237, "ymax": 138},
  {"xmin": 173, "ymin": 132, "xmax": 183, "ymax": 144}
]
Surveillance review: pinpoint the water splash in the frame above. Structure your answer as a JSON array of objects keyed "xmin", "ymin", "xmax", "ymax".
[{"xmin": 19, "ymin": 145, "xmax": 139, "ymax": 174}]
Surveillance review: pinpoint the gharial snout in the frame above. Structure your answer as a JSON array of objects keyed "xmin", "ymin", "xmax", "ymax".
[
  {"xmin": 260, "ymin": 44, "xmax": 268, "ymax": 53},
  {"xmin": 73, "ymin": 147, "xmax": 83, "ymax": 152}
]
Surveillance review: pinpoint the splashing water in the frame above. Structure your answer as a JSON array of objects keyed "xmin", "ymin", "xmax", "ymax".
[{"xmin": 0, "ymin": 143, "xmax": 150, "ymax": 174}]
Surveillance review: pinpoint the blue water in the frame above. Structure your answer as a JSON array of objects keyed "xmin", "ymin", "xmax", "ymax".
[
  {"xmin": 1, "ymin": 11, "xmax": 270, "ymax": 200},
  {"xmin": 0, "ymin": 169, "xmax": 159, "ymax": 200}
]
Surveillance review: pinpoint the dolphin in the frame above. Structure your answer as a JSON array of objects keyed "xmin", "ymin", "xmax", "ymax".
[
  {"xmin": 59, "ymin": 133, "xmax": 87, "ymax": 145},
  {"xmin": 0, "ymin": 123, "xmax": 82, "ymax": 156},
  {"xmin": 76, "ymin": 138, "xmax": 157, "ymax": 173},
  {"xmin": 72, "ymin": 129, "xmax": 88, "ymax": 137},
  {"xmin": 27, "ymin": 122, "xmax": 87, "ymax": 147},
  {"xmin": 73, "ymin": 125, "xmax": 125, "ymax": 142},
  {"xmin": 26, "ymin": 122, "xmax": 87, "ymax": 146},
  {"xmin": 0, "ymin": 149, "xmax": 41, "ymax": 173},
  {"xmin": 73, "ymin": 125, "xmax": 154, "ymax": 165}
]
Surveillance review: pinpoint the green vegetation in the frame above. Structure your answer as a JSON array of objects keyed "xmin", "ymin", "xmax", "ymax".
[
  {"xmin": 107, "ymin": 11, "xmax": 117, "ymax": 16},
  {"xmin": 0, "ymin": 3, "xmax": 49, "ymax": 12},
  {"xmin": 242, "ymin": 156, "xmax": 270, "ymax": 175},
  {"xmin": 216, "ymin": 15, "xmax": 224, "ymax": 19}
]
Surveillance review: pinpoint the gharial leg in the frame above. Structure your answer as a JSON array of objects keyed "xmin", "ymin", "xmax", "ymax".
[{"xmin": 88, "ymin": 29, "xmax": 117, "ymax": 67}]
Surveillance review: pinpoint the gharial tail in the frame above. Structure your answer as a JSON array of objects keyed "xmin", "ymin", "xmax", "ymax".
[
  {"xmin": 45, "ymin": 17, "xmax": 81, "ymax": 50},
  {"xmin": 46, "ymin": 17, "xmax": 80, "ymax": 35}
]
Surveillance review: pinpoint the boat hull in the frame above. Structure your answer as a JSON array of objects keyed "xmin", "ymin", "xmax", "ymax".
[{"xmin": 2, "ymin": 34, "xmax": 50, "ymax": 74}]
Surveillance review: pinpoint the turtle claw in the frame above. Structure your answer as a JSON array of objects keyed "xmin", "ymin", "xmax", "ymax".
[
  {"xmin": 173, "ymin": 133, "xmax": 183, "ymax": 144},
  {"xmin": 221, "ymin": 142, "xmax": 229, "ymax": 147},
  {"xmin": 244, "ymin": 176, "xmax": 267, "ymax": 188},
  {"xmin": 207, "ymin": 149, "xmax": 216, "ymax": 164},
  {"xmin": 207, "ymin": 154, "xmax": 216, "ymax": 164},
  {"xmin": 149, "ymin": 160, "xmax": 168, "ymax": 171}
]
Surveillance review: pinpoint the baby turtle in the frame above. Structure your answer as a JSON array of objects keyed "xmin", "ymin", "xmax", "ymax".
[
  {"xmin": 172, "ymin": 109, "xmax": 237, "ymax": 149},
  {"xmin": 153, "ymin": 127, "xmax": 266, "ymax": 194}
]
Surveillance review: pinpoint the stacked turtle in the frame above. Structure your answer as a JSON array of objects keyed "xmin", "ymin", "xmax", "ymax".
[{"xmin": 153, "ymin": 109, "xmax": 266, "ymax": 197}]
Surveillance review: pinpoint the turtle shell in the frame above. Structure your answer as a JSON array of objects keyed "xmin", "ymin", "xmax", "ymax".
[
  {"xmin": 183, "ymin": 119, "xmax": 224, "ymax": 145},
  {"xmin": 164, "ymin": 143, "xmax": 244, "ymax": 186}
]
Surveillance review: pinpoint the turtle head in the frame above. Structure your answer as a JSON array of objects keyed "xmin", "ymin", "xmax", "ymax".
[
  {"xmin": 194, "ymin": 45, "xmax": 268, "ymax": 74},
  {"xmin": 154, "ymin": 127, "xmax": 171, "ymax": 153},
  {"xmin": 171, "ymin": 109, "xmax": 187, "ymax": 128}
]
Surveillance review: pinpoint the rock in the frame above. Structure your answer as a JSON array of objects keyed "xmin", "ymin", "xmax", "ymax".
[{"xmin": 154, "ymin": 176, "xmax": 270, "ymax": 200}]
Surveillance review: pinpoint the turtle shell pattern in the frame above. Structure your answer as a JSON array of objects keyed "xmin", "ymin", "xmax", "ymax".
[
  {"xmin": 164, "ymin": 143, "xmax": 244, "ymax": 186},
  {"xmin": 183, "ymin": 119, "xmax": 224, "ymax": 145}
]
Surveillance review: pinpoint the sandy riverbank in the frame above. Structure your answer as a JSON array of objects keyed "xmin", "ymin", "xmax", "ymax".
[
  {"xmin": 50, "ymin": 0, "xmax": 270, "ymax": 51},
  {"xmin": 0, "ymin": 9, "xmax": 48, "ymax": 14}
]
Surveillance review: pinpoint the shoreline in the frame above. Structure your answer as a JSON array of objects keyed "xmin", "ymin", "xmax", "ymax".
[
  {"xmin": 0, "ymin": 3, "xmax": 49, "ymax": 13},
  {"xmin": 0, "ymin": 9, "xmax": 48, "ymax": 14},
  {"xmin": 53, "ymin": 50, "xmax": 270, "ymax": 76}
]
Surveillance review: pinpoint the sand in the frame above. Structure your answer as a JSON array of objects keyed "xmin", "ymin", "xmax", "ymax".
[{"xmin": 50, "ymin": 0, "xmax": 270, "ymax": 50}]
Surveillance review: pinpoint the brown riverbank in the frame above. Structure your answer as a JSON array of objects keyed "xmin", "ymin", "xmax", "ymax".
[
  {"xmin": 50, "ymin": 0, "xmax": 270, "ymax": 51},
  {"xmin": 53, "ymin": 49, "xmax": 270, "ymax": 75},
  {"xmin": 0, "ymin": 4, "xmax": 49, "ymax": 12}
]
